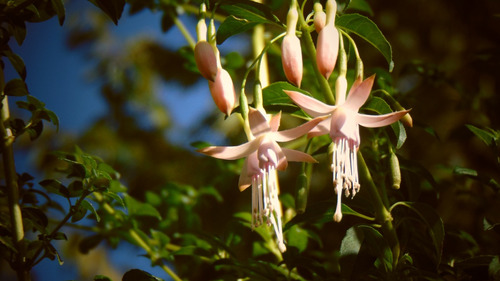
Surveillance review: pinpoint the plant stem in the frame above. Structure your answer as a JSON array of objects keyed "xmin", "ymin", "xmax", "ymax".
[
  {"xmin": 170, "ymin": 11, "xmax": 196, "ymax": 49},
  {"xmin": 252, "ymin": 0, "xmax": 270, "ymax": 88},
  {"xmin": 297, "ymin": 9, "xmax": 335, "ymax": 104},
  {"xmin": 357, "ymin": 151, "xmax": 400, "ymax": 268},
  {"xmin": 1, "ymin": 94, "xmax": 29, "ymax": 281}
]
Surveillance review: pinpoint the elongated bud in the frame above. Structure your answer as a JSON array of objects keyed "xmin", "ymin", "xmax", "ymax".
[
  {"xmin": 314, "ymin": 2, "xmax": 326, "ymax": 32},
  {"xmin": 281, "ymin": 5, "xmax": 303, "ymax": 87},
  {"xmin": 194, "ymin": 41, "xmax": 218, "ymax": 81},
  {"xmin": 316, "ymin": 23, "xmax": 339, "ymax": 80},
  {"xmin": 390, "ymin": 152, "xmax": 401, "ymax": 189},
  {"xmin": 281, "ymin": 35, "xmax": 303, "ymax": 87},
  {"xmin": 401, "ymin": 113, "xmax": 413, "ymax": 127},
  {"xmin": 335, "ymin": 74, "xmax": 347, "ymax": 105},
  {"xmin": 316, "ymin": 0, "xmax": 338, "ymax": 79},
  {"xmin": 208, "ymin": 68, "xmax": 236, "ymax": 115}
]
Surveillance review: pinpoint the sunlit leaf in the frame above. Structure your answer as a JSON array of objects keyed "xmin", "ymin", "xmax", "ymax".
[
  {"xmin": 337, "ymin": 14, "xmax": 393, "ymax": 70},
  {"xmin": 124, "ymin": 195, "xmax": 162, "ymax": 220},
  {"xmin": 466, "ymin": 124, "xmax": 497, "ymax": 146}
]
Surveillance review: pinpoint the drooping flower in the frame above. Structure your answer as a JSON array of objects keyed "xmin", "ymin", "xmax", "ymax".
[
  {"xmin": 198, "ymin": 108, "xmax": 325, "ymax": 252},
  {"xmin": 281, "ymin": 4, "xmax": 303, "ymax": 87},
  {"xmin": 316, "ymin": 0, "xmax": 339, "ymax": 80},
  {"xmin": 284, "ymin": 75, "xmax": 410, "ymax": 221}
]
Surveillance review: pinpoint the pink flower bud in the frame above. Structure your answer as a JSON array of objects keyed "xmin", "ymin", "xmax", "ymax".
[
  {"xmin": 208, "ymin": 68, "xmax": 236, "ymax": 115},
  {"xmin": 316, "ymin": 23, "xmax": 339, "ymax": 80},
  {"xmin": 194, "ymin": 41, "xmax": 218, "ymax": 82},
  {"xmin": 281, "ymin": 34, "xmax": 303, "ymax": 87},
  {"xmin": 313, "ymin": 2, "xmax": 326, "ymax": 32}
]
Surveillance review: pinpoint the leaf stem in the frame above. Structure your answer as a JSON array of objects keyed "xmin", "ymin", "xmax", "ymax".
[
  {"xmin": 169, "ymin": 11, "xmax": 196, "ymax": 49},
  {"xmin": 297, "ymin": 8, "xmax": 335, "ymax": 104},
  {"xmin": 1, "ymin": 92, "xmax": 29, "ymax": 280},
  {"xmin": 357, "ymin": 151, "xmax": 400, "ymax": 268}
]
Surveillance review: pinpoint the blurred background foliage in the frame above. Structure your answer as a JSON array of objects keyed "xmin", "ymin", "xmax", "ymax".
[{"xmin": 1, "ymin": 0, "xmax": 500, "ymax": 280}]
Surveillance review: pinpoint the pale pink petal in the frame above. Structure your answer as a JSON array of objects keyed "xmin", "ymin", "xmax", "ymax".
[
  {"xmin": 281, "ymin": 34, "xmax": 303, "ymax": 87},
  {"xmin": 345, "ymin": 75, "xmax": 375, "ymax": 112},
  {"xmin": 284, "ymin": 90, "xmax": 335, "ymax": 117},
  {"xmin": 269, "ymin": 111, "xmax": 281, "ymax": 132},
  {"xmin": 238, "ymin": 152, "xmax": 260, "ymax": 191},
  {"xmin": 197, "ymin": 137, "xmax": 264, "ymax": 160},
  {"xmin": 307, "ymin": 117, "xmax": 330, "ymax": 138},
  {"xmin": 356, "ymin": 109, "xmax": 411, "ymax": 128},
  {"xmin": 316, "ymin": 23, "xmax": 339, "ymax": 80},
  {"xmin": 248, "ymin": 108, "xmax": 271, "ymax": 137},
  {"xmin": 257, "ymin": 140, "xmax": 288, "ymax": 171},
  {"xmin": 282, "ymin": 148, "xmax": 318, "ymax": 163},
  {"xmin": 271, "ymin": 116, "xmax": 327, "ymax": 142},
  {"xmin": 330, "ymin": 107, "xmax": 360, "ymax": 144}
]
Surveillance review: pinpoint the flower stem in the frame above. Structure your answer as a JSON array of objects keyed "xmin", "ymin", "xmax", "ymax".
[
  {"xmin": 357, "ymin": 151, "xmax": 400, "ymax": 268},
  {"xmin": 1, "ymin": 91, "xmax": 29, "ymax": 280},
  {"xmin": 169, "ymin": 11, "xmax": 196, "ymax": 49},
  {"xmin": 297, "ymin": 8, "xmax": 335, "ymax": 104}
]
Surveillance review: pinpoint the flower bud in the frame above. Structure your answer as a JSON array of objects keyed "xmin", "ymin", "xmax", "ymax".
[
  {"xmin": 194, "ymin": 41, "xmax": 218, "ymax": 81},
  {"xmin": 316, "ymin": 0, "xmax": 338, "ymax": 80},
  {"xmin": 389, "ymin": 152, "xmax": 401, "ymax": 189},
  {"xmin": 316, "ymin": 24, "xmax": 339, "ymax": 80},
  {"xmin": 208, "ymin": 68, "xmax": 236, "ymax": 115},
  {"xmin": 313, "ymin": 3, "xmax": 326, "ymax": 32},
  {"xmin": 401, "ymin": 113, "xmax": 413, "ymax": 127},
  {"xmin": 281, "ymin": 34, "xmax": 303, "ymax": 87}
]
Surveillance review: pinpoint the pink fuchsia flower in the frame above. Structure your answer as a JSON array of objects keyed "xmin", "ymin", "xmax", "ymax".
[
  {"xmin": 284, "ymin": 75, "xmax": 410, "ymax": 222},
  {"xmin": 198, "ymin": 108, "xmax": 325, "ymax": 252}
]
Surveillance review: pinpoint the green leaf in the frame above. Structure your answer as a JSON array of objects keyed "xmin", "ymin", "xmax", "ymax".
[
  {"xmin": 453, "ymin": 167, "xmax": 478, "ymax": 177},
  {"xmin": 50, "ymin": 0, "xmax": 65, "ymax": 25},
  {"xmin": 94, "ymin": 275, "xmax": 113, "ymax": 281},
  {"xmin": 53, "ymin": 232, "xmax": 68, "ymax": 241},
  {"xmin": 219, "ymin": 0, "xmax": 281, "ymax": 26},
  {"xmin": 87, "ymin": 0, "xmax": 125, "ymax": 25},
  {"xmin": 262, "ymin": 82, "xmax": 307, "ymax": 116},
  {"xmin": 3, "ymin": 51, "xmax": 27, "ymax": 80},
  {"xmin": 71, "ymin": 204, "xmax": 87, "ymax": 223},
  {"xmin": 4, "ymin": 79, "xmax": 28, "ymax": 96},
  {"xmin": 22, "ymin": 207, "xmax": 48, "ymax": 232},
  {"xmin": 39, "ymin": 179, "xmax": 69, "ymax": 198},
  {"xmin": 9, "ymin": 20, "xmax": 27, "ymax": 45},
  {"xmin": 216, "ymin": 16, "xmax": 259, "ymax": 45},
  {"xmin": 124, "ymin": 195, "xmax": 162, "ymax": 220},
  {"xmin": 122, "ymin": 269, "xmax": 163, "ymax": 281},
  {"xmin": 284, "ymin": 201, "xmax": 374, "ymax": 231},
  {"xmin": 347, "ymin": 0, "xmax": 373, "ymax": 16},
  {"xmin": 336, "ymin": 14, "xmax": 393, "ymax": 70},
  {"xmin": 390, "ymin": 202, "xmax": 444, "ymax": 264},
  {"xmin": 286, "ymin": 225, "xmax": 308, "ymax": 252},
  {"xmin": 466, "ymin": 124, "xmax": 497, "ymax": 146},
  {"xmin": 81, "ymin": 199, "xmax": 100, "ymax": 222},
  {"xmin": 105, "ymin": 191, "xmax": 125, "ymax": 208}
]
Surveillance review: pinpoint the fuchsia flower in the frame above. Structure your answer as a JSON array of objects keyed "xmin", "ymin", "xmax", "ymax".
[
  {"xmin": 316, "ymin": 0, "xmax": 339, "ymax": 80},
  {"xmin": 281, "ymin": 5, "xmax": 303, "ymax": 87},
  {"xmin": 284, "ymin": 75, "xmax": 410, "ymax": 221},
  {"xmin": 198, "ymin": 108, "xmax": 325, "ymax": 252}
]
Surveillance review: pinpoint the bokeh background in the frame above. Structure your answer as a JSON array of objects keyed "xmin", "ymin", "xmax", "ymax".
[{"xmin": 1, "ymin": 0, "xmax": 499, "ymax": 280}]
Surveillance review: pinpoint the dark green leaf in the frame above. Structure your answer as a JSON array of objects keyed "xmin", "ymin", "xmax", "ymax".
[
  {"xmin": 216, "ymin": 16, "xmax": 259, "ymax": 45},
  {"xmin": 39, "ymin": 179, "xmax": 69, "ymax": 198},
  {"xmin": 53, "ymin": 232, "xmax": 67, "ymax": 240},
  {"xmin": 466, "ymin": 124, "xmax": 497, "ymax": 146},
  {"xmin": 10, "ymin": 20, "xmax": 27, "ymax": 45},
  {"xmin": 219, "ymin": 0, "xmax": 281, "ymax": 26},
  {"xmin": 347, "ymin": 0, "xmax": 373, "ymax": 16},
  {"xmin": 105, "ymin": 191, "xmax": 125, "ymax": 208},
  {"xmin": 337, "ymin": 14, "xmax": 393, "ymax": 70},
  {"xmin": 122, "ymin": 269, "xmax": 163, "ymax": 281},
  {"xmin": 50, "ymin": 0, "xmax": 65, "ymax": 25},
  {"xmin": 67, "ymin": 180, "xmax": 84, "ymax": 197},
  {"xmin": 286, "ymin": 225, "xmax": 308, "ymax": 252},
  {"xmin": 4, "ymin": 79, "xmax": 28, "ymax": 96},
  {"xmin": 161, "ymin": 12, "xmax": 174, "ymax": 33},
  {"xmin": 94, "ymin": 275, "xmax": 112, "ymax": 281},
  {"xmin": 87, "ymin": 0, "xmax": 125, "ymax": 25},
  {"xmin": 262, "ymin": 82, "xmax": 307, "ymax": 117},
  {"xmin": 124, "ymin": 195, "xmax": 162, "ymax": 220},
  {"xmin": 71, "ymin": 204, "xmax": 88, "ymax": 223},
  {"xmin": 390, "ymin": 202, "xmax": 444, "ymax": 264},
  {"xmin": 453, "ymin": 167, "xmax": 478, "ymax": 177},
  {"xmin": 3, "ymin": 51, "xmax": 26, "ymax": 80},
  {"xmin": 81, "ymin": 199, "xmax": 100, "ymax": 222},
  {"xmin": 363, "ymin": 96, "xmax": 406, "ymax": 147},
  {"xmin": 22, "ymin": 207, "xmax": 48, "ymax": 232},
  {"xmin": 27, "ymin": 120, "xmax": 43, "ymax": 140}
]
